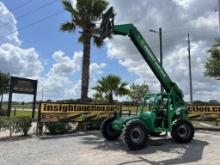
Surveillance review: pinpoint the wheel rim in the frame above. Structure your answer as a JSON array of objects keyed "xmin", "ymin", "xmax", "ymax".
[
  {"xmin": 130, "ymin": 127, "xmax": 145, "ymax": 143},
  {"xmin": 177, "ymin": 124, "xmax": 190, "ymax": 139}
]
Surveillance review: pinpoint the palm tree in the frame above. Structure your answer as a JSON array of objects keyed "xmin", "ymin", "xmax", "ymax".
[
  {"xmin": 93, "ymin": 74, "xmax": 130, "ymax": 104},
  {"xmin": 205, "ymin": 38, "xmax": 220, "ymax": 79},
  {"xmin": 60, "ymin": 0, "xmax": 108, "ymax": 103}
]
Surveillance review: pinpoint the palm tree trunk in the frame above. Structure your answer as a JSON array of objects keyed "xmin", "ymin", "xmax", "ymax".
[
  {"xmin": 109, "ymin": 92, "xmax": 113, "ymax": 104},
  {"xmin": 81, "ymin": 35, "xmax": 91, "ymax": 103}
]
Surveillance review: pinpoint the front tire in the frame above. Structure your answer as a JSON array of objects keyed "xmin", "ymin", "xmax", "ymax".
[
  {"xmin": 101, "ymin": 117, "xmax": 121, "ymax": 141},
  {"xmin": 171, "ymin": 119, "xmax": 194, "ymax": 143},
  {"xmin": 122, "ymin": 120, "xmax": 148, "ymax": 150}
]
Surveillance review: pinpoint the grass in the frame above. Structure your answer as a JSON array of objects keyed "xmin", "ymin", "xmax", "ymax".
[
  {"xmin": 11, "ymin": 104, "xmax": 33, "ymax": 109},
  {"xmin": 2, "ymin": 103, "xmax": 37, "ymax": 110},
  {"xmin": 10, "ymin": 110, "xmax": 38, "ymax": 119},
  {"xmin": 11, "ymin": 110, "xmax": 32, "ymax": 117}
]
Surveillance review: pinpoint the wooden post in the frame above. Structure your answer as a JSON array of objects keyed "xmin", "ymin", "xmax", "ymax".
[
  {"xmin": 32, "ymin": 80, "xmax": 38, "ymax": 119},
  {"xmin": 7, "ymin": 91, "xmax": 12, "ymax": 117},
  {"xmin": 32, "ymin": 93, "xmax": 37, "ymax": 119},
  {"xmin": 36, "ymin": 102, "xmax": 43, "ymax": 136}
]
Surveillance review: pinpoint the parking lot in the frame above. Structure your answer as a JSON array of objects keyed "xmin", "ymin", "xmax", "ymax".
[{"xmin": 0, "ymin": 130, "xmax": 219, "ymax": 165}]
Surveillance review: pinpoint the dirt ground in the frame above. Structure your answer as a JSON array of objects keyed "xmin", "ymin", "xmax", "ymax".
[{"xmin": 0, "ymin": 130, "xmax": 219, "ymax": 165}]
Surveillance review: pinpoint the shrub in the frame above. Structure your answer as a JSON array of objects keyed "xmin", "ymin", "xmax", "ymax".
[
  {"xmin": 0, "ymin": 116, "xmax": 32, "ymax": 137},
  {"xmin": 45, "ymin": 122, "xmax": 73, "ymax": 135},
  {"xmin": 0, "ymin": 116, "xmax": 8, "ymax": 130},
  {"xmin": 0, "ymin": 109, "xmax": 8, "ymax": 116},
  {"xmin": 16, "ymin": 116, "xmax": 32, "ymax": 136},
  {"xmin": 5, "ymin": 117, "xmax": 17, "ymax": 137}
]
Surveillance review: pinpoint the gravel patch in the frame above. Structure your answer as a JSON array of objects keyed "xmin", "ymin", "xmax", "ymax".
[{"xmin": 0, "ymin": 130, "xmax": 219, "ymax": 165}]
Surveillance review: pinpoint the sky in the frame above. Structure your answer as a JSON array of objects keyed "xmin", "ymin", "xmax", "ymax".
[{"xmin": 0, "ymin": 0, "xmax": 219, "ymax": 102}]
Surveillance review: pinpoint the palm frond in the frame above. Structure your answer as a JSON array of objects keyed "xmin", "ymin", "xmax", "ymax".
[
  {"xmin": 93, "ymin": 36, "xmax": 103, "ymax": 47},
  {"xmin": 93, "ymin": 74, "xmax": 130, "ymax": 103},
  {"xmin": 60, "ymin": 22, "xmax": 76, "ymax": 32},
  {"xmin": 91, "ymin": 0, "xmax": 109, "ymax": 19},
  {"xmin": 62, "ymin": 0, "xmax": 77, "ymax": 15}
]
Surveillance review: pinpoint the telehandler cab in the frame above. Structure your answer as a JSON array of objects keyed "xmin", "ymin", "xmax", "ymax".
[{"xmin": 100, "ymin": 7, "xmax": 194, "ymax": 150}]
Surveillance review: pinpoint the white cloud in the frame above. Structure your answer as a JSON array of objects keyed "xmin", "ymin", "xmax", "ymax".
[
  {"xmin": 172, "ymin": 0, "xmax": 195, "ymax": 9},
  {"xmin": 0, "ymin": 2, "xmax": 43, "ymax": 79},
  {"xmin": 162, "ymin": 41, "xmax": 220, "ymax": 101},
  {"xmin": 0, "ymin": 1, "xmax": 108, "ymax": 102},
  {"xmin": 2, "ymin": 0, "xmax": 219, "ymax": 102},
  {"xmin": 106, "ymin": 0, "xmax": 220, "ymax": 101},
  {"xmin": 48, "ymin": 50, "xmax": 82, "ymax": 76},
  {"xmin": 0, "ymin": 43, "xmax": 43, "ymax": 78},
  {"xmin": 40, "ymin": 50, "xmax": 106, "ymax": 100},
  {"xmin": 70, "ymin": 0, "xmax": 77, "ymax": 8},
  {"xmin": 41, "ymin": 51, "xmax": 82, "ymax": 100},
  {"xmin": 65, "ymin": 80, "xmax": 81, "ymax": 98},
  {"xmin": 0, "ymin": 2, "xmax": 20, "ymax": 46},
  {"xmin": 189, "ymin": 11, "xmax": 218, "ymax": 28},
  {"xmin": 90, "ymin": 63, "xmax": 106, "ymax": 76}
]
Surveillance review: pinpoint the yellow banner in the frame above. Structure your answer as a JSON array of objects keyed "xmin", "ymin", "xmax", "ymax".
[
  {"xmin": 39, "ymin": 103, "xmax": 121, "ymax": 122},
  {"xmin": 187, "ymin": 106, "xmax": 220, "ymax": 114}
]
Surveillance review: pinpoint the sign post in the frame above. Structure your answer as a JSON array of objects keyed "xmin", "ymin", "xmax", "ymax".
[{"xmin": 7, "ymin": 76, "xmax": 38, "ymax": 118}]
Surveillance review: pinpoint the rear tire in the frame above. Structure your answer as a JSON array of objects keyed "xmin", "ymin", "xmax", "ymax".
[
  {"xmin": 171, "ymin": 119, "xmax": 194, "ymax": 143},
  {"xmin": 122, "ymin": 119, "xmax": 148, "ymax": 150},
  {"xmin": 101, "ymin": 117, "xmax": 121, "ymax": 141}
]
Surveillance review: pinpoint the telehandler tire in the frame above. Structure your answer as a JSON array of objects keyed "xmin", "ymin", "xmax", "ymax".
[
  {"xmin": 101, "ymin": 117, "xmax": 121, "ymax": 141},
  {"xmin": 122, "ymin": 119, "xmax": 148, "ymax": 150},
  {"xmin": 171, "ymin": 119, "xmax": 194, "ymax": 143}
]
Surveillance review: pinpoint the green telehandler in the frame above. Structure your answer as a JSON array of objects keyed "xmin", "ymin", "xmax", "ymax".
[{"xmin": 100, "ymin": 7, "xmax": 194, "ymax": 150}]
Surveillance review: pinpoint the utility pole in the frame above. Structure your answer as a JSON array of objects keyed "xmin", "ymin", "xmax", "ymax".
[
  {"xmin": 149, "ymin": 27, "xmax": 163, "ymax": 93},
  {"xmin": 41, "ymin": 88, "xmax": 44, "ymax": 102},
  {"xmin": 219, "ymin": 0, "xmax": 220, "ymax": 31},
  {"xmin": 187, "ymin": 33, "xmax": 193, "ymax": 104},
  {"xmin": 159, "ymin": 28, "xmax": 163, "ymax": 93}
]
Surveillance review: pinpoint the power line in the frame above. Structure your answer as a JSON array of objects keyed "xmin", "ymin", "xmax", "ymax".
[
  {"xmin": 0, "ymin": 0, "xmax": 58, "ymax": 29},
  {"xmin": 0, "ymin": 0, "xmax": 33, "ymax": 17},
  {"xmin": 8, "ymin": 0, "xmax": 33, "ymax": 12},
  {"xmin": 0, "ymin": 10, "xmax": 64, "ymax": 39},
  {"xmin": 16, "ymin": 0, "xmax": 57, "ymax": 20}
]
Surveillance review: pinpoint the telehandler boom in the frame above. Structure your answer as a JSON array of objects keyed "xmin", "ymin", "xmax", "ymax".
[{"xmin": 100, "ymin": 7, "xmax": 194, "ymax": 150}]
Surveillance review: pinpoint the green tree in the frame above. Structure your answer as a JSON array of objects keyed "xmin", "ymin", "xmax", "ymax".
[
  {"xmin": 93, "ymin": 74, "xmax": 130, "ymax": 104},
  {"xmin": 129, "ymin": 83, "xmax": 149, "ymax": 104},
  {"xmin": 0, "ymin": 71, "xmax": 10, "ymax": 111},
  {"xmin": 204, "ymin": 38, "xmax": 220, "ymax": 79},
  {"xmin": 60, "ymin": 0, "xmax": 108, "ymax": 103}
]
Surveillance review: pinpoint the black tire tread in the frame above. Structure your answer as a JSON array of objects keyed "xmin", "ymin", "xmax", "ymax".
[
  {"xmin": 171, "ymin": 119, "xmax": 194, "ymax": 143},
  {"xmin": 122, "ymin": 119, "xmax": 148, "ymax": 150},
  {"xmin": 101, "ymin": 117, "xmax": 121, "ymax": 141}
]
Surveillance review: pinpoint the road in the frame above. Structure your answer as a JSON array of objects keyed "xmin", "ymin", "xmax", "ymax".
[{"xmin": 0, "ymin": 130, "xmax": 219, "ymax": 165}]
